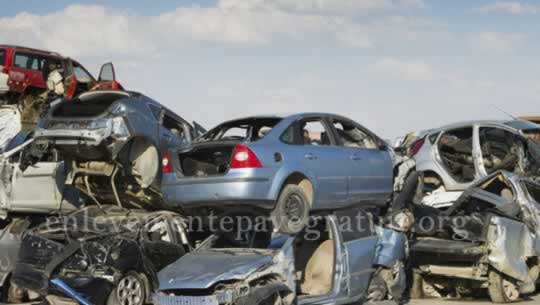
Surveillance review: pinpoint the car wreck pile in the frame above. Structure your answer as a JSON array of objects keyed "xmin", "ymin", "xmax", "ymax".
[{"xmin": 0, "ymin": 44, "xmax": 540, "ymax": 305}]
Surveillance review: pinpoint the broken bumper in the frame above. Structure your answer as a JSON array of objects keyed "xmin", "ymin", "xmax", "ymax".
[
  {"xmin": 33, "ymin": 125, "xmax": 127, "ymax": 161},
  {"xmin": 162, "ymin": 171, "xmax": 275, "ymax": 210}
]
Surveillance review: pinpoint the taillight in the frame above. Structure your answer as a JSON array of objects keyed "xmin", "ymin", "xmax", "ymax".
[
  {"xmin": 230, "ymin": 144, "xmax": 262, "ymax": 169},
  {"xmin": 409, "ymin": 137, "xmax": 426, "ymax": 158},
  {"xmin": 162, "ymin": 151, "xmax": 173, "ymax": 174}
]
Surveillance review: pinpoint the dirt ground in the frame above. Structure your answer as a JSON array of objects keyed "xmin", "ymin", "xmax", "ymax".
[{"xmin": 408, "ymin": 292, "xmax": 540, "ymax": 305}]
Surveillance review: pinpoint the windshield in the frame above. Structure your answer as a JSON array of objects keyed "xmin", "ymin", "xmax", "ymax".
[{"xmin": 198, "ymin": 118, "xmax": 281, "ymax": 142}]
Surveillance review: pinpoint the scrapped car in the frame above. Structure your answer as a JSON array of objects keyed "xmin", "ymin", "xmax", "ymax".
[
  {"xmin": 0, "ymin": 45, "xmax": 122, "ymax": 131},
  {"xmin": 410, "ymin": 120, "xmax": 540, "ymax": 207},
  {"xmin": 409, "ymin": 171, "xmax": 540, "ymax": 303},
  {"xmin": 154, "ymin": 210, "xmax": 409, "ymax": 305},
  {"xmin": 163, "ymin": 113, "xmax": 393, "ymax": 233},
  {"xmin": 33, "ymin": 90, "xmax": 200, "ymax": 208},
  {"xmin": 0, "ymin": 132, "xmax": 84, "ymax": 218},
  {"xmin": 11, "ymin": 205, "xmax": 190, "ymax": 305}
]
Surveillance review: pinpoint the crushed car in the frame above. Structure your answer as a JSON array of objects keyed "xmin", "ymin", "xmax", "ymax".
[
  {"xmin": 163, "ymin": 113, "xmax": 393, "ymax": 233},
  {"xmin": 32, "ymin": 90, "xmax": 202, "ymax": 208},
  {"xmin": 0, "ymin": 105, "xmax": 21, "ymax": 152},
  {"xmin": 153, "ymin": 210, "xmax": 410, "ymax": 305},
  {"xmin": 408, "ymin": 170, "xmax": 540, "ymax": 303},
  {"xmin": 0, "ymin": 45, "xmax": 122, "ymax": 131},
  {"xmin": 407, "ymin": 120, "xmax": 540, "ymax": 208},
  {"xmin": 11, "ymin": 205, "xmax": 190, "ymax": 305}
]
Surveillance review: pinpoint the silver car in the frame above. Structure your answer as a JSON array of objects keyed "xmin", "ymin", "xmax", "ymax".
[
  {"xmin": 154, "ymin": 212, "xmax": 408, "ymax": 305},
  {"xmin": 412, "ymin": 120, "xmax": 540, "ymax": 194},
  {"xmin": 162, "ymin": 113, "xmax": 393, "ymax": 233}
]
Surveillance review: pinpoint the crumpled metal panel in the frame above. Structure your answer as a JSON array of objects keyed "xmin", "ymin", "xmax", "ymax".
[
  {"xmin": 153, "ymin": 294, "xmax": 219, "ymax": 305},
  {"xmin": 373, "ymin": 227, "xmax": 408, "ymax": 268},
  {"xmin": 0, "ymin": 106, "xmax": 21, "ymax": 152},
  {"xmin": 487, "ymin": 216, "xmax": 535, "ymax": 283}
]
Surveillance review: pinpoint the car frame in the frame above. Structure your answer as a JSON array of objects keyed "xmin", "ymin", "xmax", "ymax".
[
  {"xmin": 163, "ymin": 113, "xmax": 394, "ymax": 233},
  {"xmin": 33, "ymin": 90, "xmax": 200, "ymax": 208},
  {"xmin": 411, "ymin": 120, "xmax": 540, "ymax": 204},
  {"xmin": 154, "ymin": 211, "xmax": 408, "ymax": 305},
  {"xmin": 11, "ymin": 205, "xmax": 191, "ymax": 305},
  {"xmin": 409, "ymin": 170, "xmax": 540, "ymax": 303}
]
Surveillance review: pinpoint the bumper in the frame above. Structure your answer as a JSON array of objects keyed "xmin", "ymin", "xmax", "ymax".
[
  {"xmin": 163, "ymin": 170, "xmax": 275, "ymax": 210},
  {"xmin": 34, "ymin": 128, "xmax": 125, "ymax": 161}
]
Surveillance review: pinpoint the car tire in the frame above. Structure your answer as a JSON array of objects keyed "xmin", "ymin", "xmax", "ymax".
[
  {"xmin": 107, "ymin": 272, "xmax": 147, "ymax": 305},
  {"xmin": 488, "ymin": 270, "xmax": 520, "ymax": 303},
  {"xmin": 272, "ymin": 184, "xmax": 310, "ymax": 234}
]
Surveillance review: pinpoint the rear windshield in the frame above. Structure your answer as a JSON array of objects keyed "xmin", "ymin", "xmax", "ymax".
[
  {"xmin": 0, "ymin": 49, "xmax": 5, "ymax": 66},
  {"xmin": 199, "ymin": 118, "xmax": 281, "ymax": 142},
  {"xmin": 52, "ymin": 93, "xmax": 127, "ymax": 118}
]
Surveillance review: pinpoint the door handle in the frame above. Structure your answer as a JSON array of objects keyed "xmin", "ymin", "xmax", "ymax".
[
  {"xmin": 350, "ymin": 154, "xmax": 363, "ymax": 161},
  {"xmin": 304, "ymin": 153, "xmax": 317, "ymax": 160}
]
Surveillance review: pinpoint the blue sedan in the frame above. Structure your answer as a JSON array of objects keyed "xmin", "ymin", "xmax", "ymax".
[{"xmin": 162, "ymin": 113, "xmax": 393, "ymax": 233}]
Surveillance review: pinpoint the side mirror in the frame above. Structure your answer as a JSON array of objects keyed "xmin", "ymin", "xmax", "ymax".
[{"xmin": 98, "ymin": 63, "xmax": 116, "ymax": 82}]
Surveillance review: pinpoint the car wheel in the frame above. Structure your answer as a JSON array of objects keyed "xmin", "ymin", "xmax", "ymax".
[
  {"xmin": 107, "ymin": 272, "xmax": 146, "ymax": 305},
  {"xmin": 272, "ymin": 184, "xmax": 310, "ymax": 234},
  {"xmin": 488, "ymin": 270, "xmax": 520, "ymax": 303}
]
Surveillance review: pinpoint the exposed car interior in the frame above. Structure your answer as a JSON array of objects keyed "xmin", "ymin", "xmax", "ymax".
[
  {"xmin": 301, "ymin": 120, "xmax": 330, "ymax": 146},
  {"xmin": 294, "ymin": 217, "xmax": 335, "ymax": 297},
  {"xmin": 332, "ymin": 120, "xmax": 377, "ymax": 149},
  {"xmin": 438, "ymin": 127, "xmax": 475, "ymax": 183},
  {"xmin": 479, "ymin": 127, "xmax": 520, "ymax": 174}
]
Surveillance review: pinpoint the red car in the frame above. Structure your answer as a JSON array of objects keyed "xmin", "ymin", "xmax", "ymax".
[{"xmin": 0, "ymin": 44, "xmax": 121, "ymax": 102}]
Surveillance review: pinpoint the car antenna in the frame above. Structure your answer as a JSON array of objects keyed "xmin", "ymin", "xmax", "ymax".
[{"xmin": 492, "ymin": 105, "xmax": 521, "ymax": 121}]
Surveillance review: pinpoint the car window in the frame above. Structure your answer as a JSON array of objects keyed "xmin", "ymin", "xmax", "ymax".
[
  {"xmin": 14, "ymin": 53, "xmax": 45, "ymax": 71},
  {"xmin": 162, "ymin": 113, "xmax": 186, "ymax": 140},
  {"xmin": 301, "ymin": 119, "xmax": 331, "ymax": 146},
  {"xmin": 200, "ymin": 118, "xmax": 281, "ymax": 143},
  {"xmin": 438, "ymin": 127, "xmax": 475, "ymax": 183},
  {"xmin": 73, "ymin": 64, "xmax": 93, "ymax": 83},
  {"xmin": 332, "ymin": 119, "xmax": 377, "ymax": 149},
  {"xmin": 0, "ymin": 49, "xmax": 5, "ymax": 66},
  {"xmin": 479, "ymin": 127, "xmax": 520, "ymax": 174}
]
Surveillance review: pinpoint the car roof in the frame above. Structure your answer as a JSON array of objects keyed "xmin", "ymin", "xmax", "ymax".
[
  {"xmin": 0, "ymin": 44, "xmax": 62, "ymax": 57},
  {"xmin": 429, "ymin": 119, "xmax": 540, "ymax": 133},
  {"xmin": 218, "ymin": 112, "xmax": 353, "ymax": 124}
]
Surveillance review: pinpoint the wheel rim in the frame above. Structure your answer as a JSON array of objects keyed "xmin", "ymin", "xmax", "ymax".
[
  {"xmin": 284, "ymin": 194, "xmax": 304, "ymax": 220},
  {"xmin": 116, "ymin": 275, "xmax": 144, "ymax": 305},
  {"xmin": 502, "ymin": 278, "xmax": 519, "ymax": 301}
]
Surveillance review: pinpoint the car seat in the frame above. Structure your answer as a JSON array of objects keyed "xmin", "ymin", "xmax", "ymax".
[{"xmin": 301, "ymin": 240, "xmax": 334, "ymax": 296}]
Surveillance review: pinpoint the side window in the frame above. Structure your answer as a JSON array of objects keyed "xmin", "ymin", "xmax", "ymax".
[
  {"xmin": 280, "ymin": 124, "xmax": 297, "ymax": 144},
  {"xmin": 73, "ymin": 65, "xmax": 93, "ymax": 83},
  {"xmin": 438, "ymin": 127, "xmax": 475, "ymax": 182},
  {"xmin": 479, "ymin": 127, "xmax": 520, "ymax": 174},
  {"xmin": 301, "ymin": 119, "xmax": 331, "ymax": 146},
  {"xmin": 335, "ymin": 209, "xmax": 375, "ymax": 242},
  {"xmin": 332, "ymin": 119, "xmax": 377, "ymax": 149},
  {"xmin": 14, "ymin": 53, "xmax": 44, "ymax": 71},
  {"xmin": 162, "ymin": 113, "xmax": 187, "ymax": 142},
  {"xmin": 0, "ymin": 49, "xmax": 6, "ymax": 66}
]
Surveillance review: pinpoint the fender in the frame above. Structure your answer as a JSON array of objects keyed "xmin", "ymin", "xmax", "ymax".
[{"xmin": 266, "ymin": 165, "xmax": 318, "ymax": 204}]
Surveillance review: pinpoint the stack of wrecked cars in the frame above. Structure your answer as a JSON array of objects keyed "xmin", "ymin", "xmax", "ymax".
[{"xmin": 1, "ymin": 101, "xmax": 413, "ymax": 305}]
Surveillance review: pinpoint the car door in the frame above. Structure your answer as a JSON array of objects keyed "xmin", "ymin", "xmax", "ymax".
[
  {"xmin": 296, "ymin": 117, "xmax": 349, "ymax": 207},
  {"xmin": 330, "ymin": 118, "xmax": 393, "ymax": 206},
  {"xmin": 334, "ymin": 209, "xmax": 379, "ymax": 299},
  {"xmin": 9, "ymin": 151, "xmax": 64, "ymax": 212},
  {"xmin": 159, "ymin": 111, "xmax": 191, "ymax": 152},
  {"xmin": 9, "ymin": 52, "xmax": 47, "ymax": 92}
]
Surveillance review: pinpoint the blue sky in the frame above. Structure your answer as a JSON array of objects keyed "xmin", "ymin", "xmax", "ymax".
[{"xmin": 2, "ymin": 0, "xmax": 539, "ymax": 139}]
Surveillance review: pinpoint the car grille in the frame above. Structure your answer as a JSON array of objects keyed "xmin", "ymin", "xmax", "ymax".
[{"xmin": 153, "ymin": 294, "xmax": 220, "ymax": 305}]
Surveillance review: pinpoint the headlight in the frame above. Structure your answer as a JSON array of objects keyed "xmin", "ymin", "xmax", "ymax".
[
  {"xmin": 111, "ymin": 117, "xmax": 130, "ymax": 138},
  {"xmin": 88, "ymin": 118, "xmax": 109, "ymax": 130}
]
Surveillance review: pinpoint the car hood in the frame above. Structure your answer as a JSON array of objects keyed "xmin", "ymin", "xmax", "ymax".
[{"xmin": 157, "ymin": 249, "xmax": 274, "ymax": 290}]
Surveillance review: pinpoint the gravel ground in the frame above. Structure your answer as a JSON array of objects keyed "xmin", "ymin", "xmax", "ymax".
[{"xmin": 408, "ymin": 293, "xmax": 540, "ymax": 305}]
